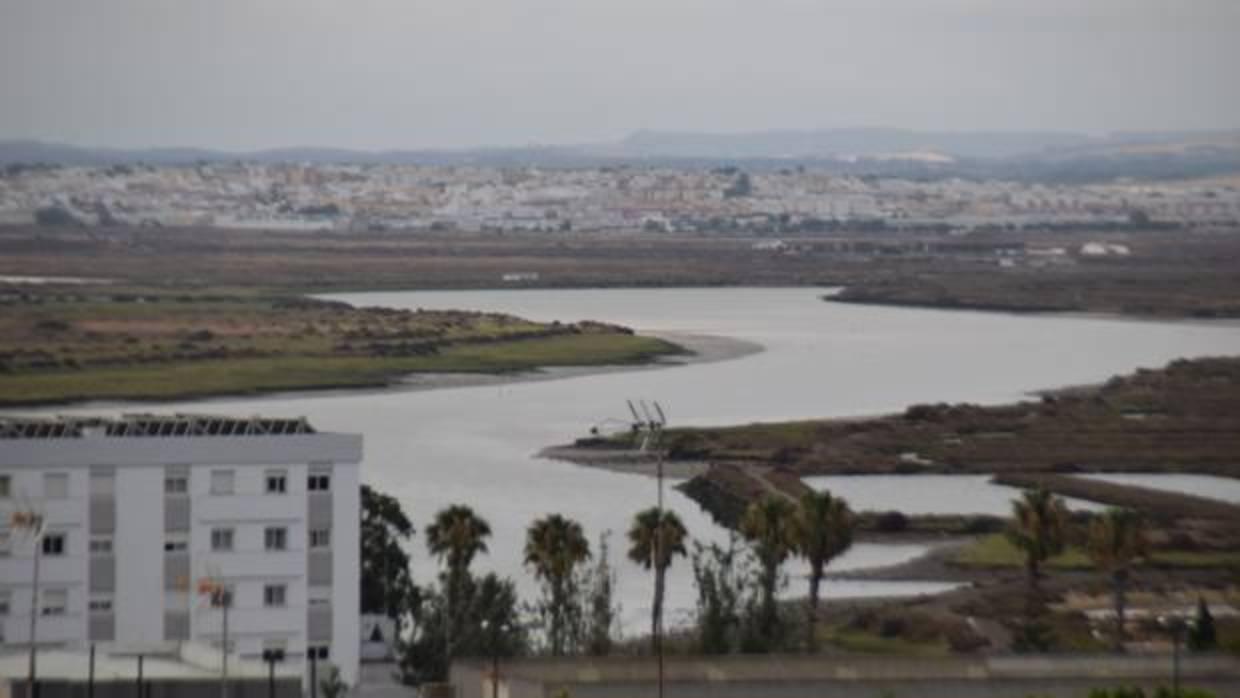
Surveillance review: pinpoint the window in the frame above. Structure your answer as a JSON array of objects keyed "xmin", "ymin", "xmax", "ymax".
[
  {"xmin": 211, "ymin": 528, "xmax": 234, "ymax": 552},
  {"xmin": 89, "ymin": 596, "xmax": 113, "ymax": 613},
  {"xmin": 309, "ymin": 528, "xmax": 330, "ymax": 549},
  {"xmin": 263, "ymin": 584, "xmax": 286, "ymax": 608},
  {"xmin": 264, "ymin": 527, "xmax": 287, "ymax": 551},
  {"xmin": 0, "ymin": 591, "xmax": 10, "ymax": 615},
  {"xmin": 0, "ymin": 474, "xmax": 11, "ymax": 498},
  {"xmin": 308, "ymin": 645, "xmax": 330, "ymax": 660},
  {"xmin": 0, "ymin": 531, "xmax": 10, "ymax": 557},
  {"xmin": 164, "ymin": 475, "xmax": 188, "ymax": 495},
  {"xmin": 265, "ymin": 471, "xmax": 287, "ymax": 495},
  {"xmin": 307, "ymin": 474, "xmax": 330, "ymax": 492},
  {"xmin": 42, "ymin": 589, "xmax": 67, "ymax": 616},
  {"xmin": 89, "ymin": 536, "xmax": 113, "ymax": 555},
  {"xmin": 89, "ymin": 473, "xmax": 114, "ymax": 497},
  {"xmin": 164, "ymin": 535, "xmax": 188, "ymax": 553},
  {"xmin": 209, "ymin": 470, "xmax": 234, "ymax": 496},
  {"xmin": 44, "ymin": 473, "xmax": 68, "ymax": 499},
  {"xmin": 42, "ymin": 533, "xmax": 66, "ymax": 556}
]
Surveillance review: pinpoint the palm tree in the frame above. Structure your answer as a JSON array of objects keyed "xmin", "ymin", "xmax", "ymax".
[
  {"xmin": 1087, "ymin": 507, "xmax": 1148, "ymax": 652},
  {"xmin": 426, "ymin": 504, "xmax": 492, "ymax": 638},
  {"xmin": 1006, "ymin": 488, "xmax": 1070, "ymax": 596},
  {"xmin": 739, "ymin": 494, "xmax": 799, "ymax": 642},
  {"xmin": 794, "ymin": 490, "xmax": 853, "ymax": 651},
  {"xmin": 524, "ymin": 514, "xmax": 591, "ymax": 655},
  {"xmin": 627, "ymin": 507, "xmax": 688, "ymax": 651}
]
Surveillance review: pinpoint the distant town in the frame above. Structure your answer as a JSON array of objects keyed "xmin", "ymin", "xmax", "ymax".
[{"xmin": 3, "ymin": 162, "xmax": 1239, "ymax": 234}]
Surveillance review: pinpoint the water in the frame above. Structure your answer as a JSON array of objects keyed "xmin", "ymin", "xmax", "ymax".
[
  {"xmin": 803, "ymin": 475, "xmax": 1105, "ymax": 516},
  {"xmin": 17, "ymin": 287, "xmax": 1240, "ymax": 634},
  {"xmin": 1078, "ymin": 473, "xmax": 1240, "ymax": 505}
]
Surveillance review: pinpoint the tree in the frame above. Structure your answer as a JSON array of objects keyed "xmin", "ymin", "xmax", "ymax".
[
  {"xmin": 425, "ymin": 505, "xmax": 492, "ymax": 657},
  {"xmin": 627, "ymin": 508, "xmax": 688, "ymax": 651},
  {"xmin": 1006, "ymin": 489, "xmax": 1069, "ymax": 596},
  {"xmin": 691, "ymin": 537, "xmax": 749, "ymax": 654},
  {"xmin": 794, "ymin": 490, "xmax": 853, "ymax": 651},
  {"xmin": 583, "ymin": 532, "xmax": 619, "ymax": 656},
  {"xmin": 524, "ymin": 514, "xmax": 591, "ymax": 655},
  {"xmin": 319, "ymin": 666, "xmax": 348, "ymax": 698},
  {"xmin": 399, "ymin": 572, "xmax": 525, "ymax": 687},
  {"xmin": 1087, "ymin": 508, "xmax": 1148, "ymax": 652},
  {"xmin": 1188, "ymin": 597, "xmax": 1217, "ymax": 652},
  {"xmin": 361, "ymin": 485, "xmax": 419, "ymax": 623},
  {"xmin": 739, "ymin": 495, "xmax": 799, "ymax": 648}
]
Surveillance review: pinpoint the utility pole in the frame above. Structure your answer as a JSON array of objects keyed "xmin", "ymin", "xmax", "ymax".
[{"xmin": 627, "ymin": 400, "xmax": 667, "ymax": 698}]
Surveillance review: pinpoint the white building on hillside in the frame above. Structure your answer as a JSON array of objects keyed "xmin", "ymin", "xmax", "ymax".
[{"xmin": 0, "ymin": 414, "xmax": 363, "ymax": 687}]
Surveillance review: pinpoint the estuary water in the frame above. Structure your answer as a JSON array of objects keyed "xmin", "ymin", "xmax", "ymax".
[{"xmin": 21, "ymin": 288, "xmax": 1240, "ymax": 633}]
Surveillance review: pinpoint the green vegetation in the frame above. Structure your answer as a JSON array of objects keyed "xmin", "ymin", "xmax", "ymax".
[
  {"xmin": 738, "ymin": 494, "xmax": 799, "ymax": 649},
  {"xmin": 627, "ymin": 508, "xmax": 689, "ymax": 653},
  {"xmin": 1087, "ymin": 508, "xmax": 1150, "ymax": 650},
  {"xmin": 954, "ymin": 534, "xmax": 1240, "ymax": 571},
  {"xmin": 794, "ymin": 490, "xmax": 854, "ymax": 651},
  {"xmin": 0, "ymin": 291, "xmax": 682, "ymax": 405},
  {"xmin": 524, "ymin": 514, "xmax": 592, "ymax": 656},
  {"xmin": 1007, "ymin": 489, "xmax": 1071, "ymax": 593},
  {"xmin": 642, "ymin": 357, "xmax": 1240, "ymax": 475},
  {"xmin": 955, "ymin": 533, "xmax": 1093, "ymax": 570}
]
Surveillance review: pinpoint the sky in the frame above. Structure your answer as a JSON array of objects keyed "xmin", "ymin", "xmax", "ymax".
[{"xmin": 1, "ymin": 0, "xmax": 1238, "ymax": 151}]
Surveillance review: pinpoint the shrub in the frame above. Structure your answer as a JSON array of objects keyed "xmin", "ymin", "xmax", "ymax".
[{"xmin": 873, "ymin": 511, "xmax": 908, "ymax": 533}]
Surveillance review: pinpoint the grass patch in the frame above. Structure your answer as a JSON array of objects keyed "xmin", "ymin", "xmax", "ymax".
[
  {"xmin": 0, "ymin": 291, "xmax": 683, "ymax": 405},
  {"xmin": 953, "ymin": 534, "xmax": 1240, "ymax": 571},
  {"xmin": 819, "ymin": 625, "xmax": 950, "ymax": 657},
  {"xmin": 952, "ymin": 534, "xmax": 1093, "ymax": 570}
]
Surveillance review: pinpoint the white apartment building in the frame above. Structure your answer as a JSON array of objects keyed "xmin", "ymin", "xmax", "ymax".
[{"xmin": 0, "ymin": 414, "xmax": 363, "ymax": 686}]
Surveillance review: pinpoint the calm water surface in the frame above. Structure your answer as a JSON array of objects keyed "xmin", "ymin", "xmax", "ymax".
[
  {"xmin": 21, "ymin": 288, "xmax": 1240, "ymax": 633},
  {"xmin": 1079, "ymin": 473, "xmax": 1240, "ymax": 505}
]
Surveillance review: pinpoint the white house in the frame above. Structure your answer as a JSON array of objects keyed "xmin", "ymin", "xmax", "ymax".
[{"xmin": 0, "ymin": 414, "xmax": 363, "ymax": 687}]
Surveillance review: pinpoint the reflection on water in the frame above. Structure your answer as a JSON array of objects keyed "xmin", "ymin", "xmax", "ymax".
[{"xmin": 18, "ymin": 287, "xmax": 1240, "ymax": 634}]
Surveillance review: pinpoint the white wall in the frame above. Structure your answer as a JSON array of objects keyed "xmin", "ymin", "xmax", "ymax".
[
  {"xmin": 330, "ymin": 462, "xmax": 361, "ymax": 687},
  {"xmin": 114, "ymin": 466, "xmax": 164, "ymax": 645},
  {"xmin": 0, "ymin": 466, "xmax": 88, "ymax": 646}
]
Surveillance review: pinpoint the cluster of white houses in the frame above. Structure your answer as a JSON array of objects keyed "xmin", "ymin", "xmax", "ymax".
[{"xmin": 0, "ymin": 414, "xmax": 363, "ymax": 687}]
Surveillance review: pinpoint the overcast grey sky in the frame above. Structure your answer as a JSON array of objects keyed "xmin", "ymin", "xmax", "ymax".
[{"xmin": 2, "ymin": 0, "xmax": 1238, "ymax": 150}]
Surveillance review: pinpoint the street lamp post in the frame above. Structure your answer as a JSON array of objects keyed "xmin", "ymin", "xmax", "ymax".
[
  {"xmin": 1159, "ymin": 614, "xmax": 1187, "ymax": 698},
  {"xmin": 481, "ymin": 620, "xmax": 507, "ymax": 698},
  {"xmin": 11, "ymin": 510, "xmax": 45, "ymax": 698}
]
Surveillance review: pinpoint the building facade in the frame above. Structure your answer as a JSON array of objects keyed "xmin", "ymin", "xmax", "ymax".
[{"xmin": 0, "ymin": 415, "xmax": 362, "ymax": 687}]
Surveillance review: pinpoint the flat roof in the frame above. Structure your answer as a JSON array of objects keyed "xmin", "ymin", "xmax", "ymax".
[
  {"xmin": 0, "ymin": 414, "xmax": 362, "ymax": 469},
  {"xmin": 0, "ymin": 414, "xmax": 315, "ymax": 440}
]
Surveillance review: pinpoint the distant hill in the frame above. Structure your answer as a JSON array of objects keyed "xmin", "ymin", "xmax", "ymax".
[
  {"xmin": 601, "ymin": 127, "xmax": 1098, "ymax": 159},
  {"xmin": 3, "ymin": 128, "xmax": 1240, "ymax": 182}
]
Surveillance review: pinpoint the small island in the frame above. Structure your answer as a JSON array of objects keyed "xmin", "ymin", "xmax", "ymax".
[{"xmin": 0, "ymin": 288, "xmax": 684, "ymax": 406}]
